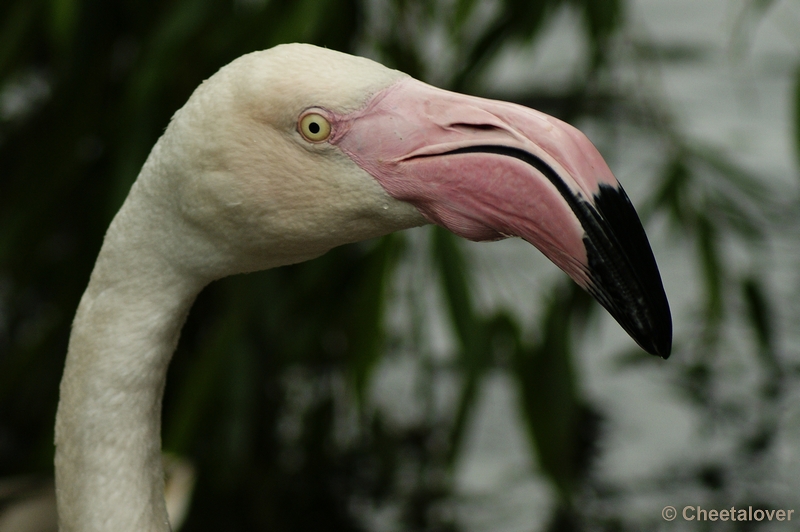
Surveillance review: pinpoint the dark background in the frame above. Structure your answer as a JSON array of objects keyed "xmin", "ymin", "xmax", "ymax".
[{"xmin": 1, "ymin": 0, "xmax": 798, "ymax": 530}]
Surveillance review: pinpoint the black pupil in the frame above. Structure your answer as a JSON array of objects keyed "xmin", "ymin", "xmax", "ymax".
[{"xmin": 308, "ymin": 121, "xmax": 320, "ymax": 134}]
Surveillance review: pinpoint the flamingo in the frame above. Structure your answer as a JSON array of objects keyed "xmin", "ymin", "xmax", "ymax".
[{"xmin": 54, "ymin": 43, "xmax": 671, "ymax": 531}]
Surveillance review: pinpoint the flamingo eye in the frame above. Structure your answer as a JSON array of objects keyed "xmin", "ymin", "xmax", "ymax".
[{"xmin": 298, "ymin": 112, "xmax": 331, "ymax": 142}]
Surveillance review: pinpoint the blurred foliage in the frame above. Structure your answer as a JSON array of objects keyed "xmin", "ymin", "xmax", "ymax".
[{"xmin": 0, "ymin": 0, "xmax": 797, "ymax": 531}]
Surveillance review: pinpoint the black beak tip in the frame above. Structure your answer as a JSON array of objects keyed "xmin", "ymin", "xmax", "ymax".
[
  {"xmin": 597, "ymin": 279, "xmax": 673, "ymax": 360},
  {"xmin": 600, "ymin": 285, "xmax": 672, "ymax": 360},
  {"xmin": 635, "ymin": 317, "xmax": 672, "ymax": 360},
  {"xmin": 653, "ymin": 337, "xmax": 672, "ymax": 360},
  {"xmin": 584, "ymin": 184, "xmax": 673, "ymax": 361}
]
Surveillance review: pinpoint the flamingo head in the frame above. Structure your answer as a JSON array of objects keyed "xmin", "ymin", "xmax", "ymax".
[{"xmin": 154, "ymin": 43, "xmax": 671, "ymax": 358}]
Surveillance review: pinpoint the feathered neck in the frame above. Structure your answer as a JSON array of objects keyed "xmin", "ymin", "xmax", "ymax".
[{"xmin": 54, "ymin": 167, "xmax": 206, "ymax": 531}]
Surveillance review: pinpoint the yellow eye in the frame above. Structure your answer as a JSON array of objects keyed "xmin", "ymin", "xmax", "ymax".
[{"xmin": 298, "ymin": 112, "xmax": 331, "ymax": 142}]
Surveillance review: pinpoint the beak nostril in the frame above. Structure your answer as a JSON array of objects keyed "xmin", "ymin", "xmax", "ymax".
[{"xmin": 448, "ymin": 122, "xmax": 504, "ymax": 133}]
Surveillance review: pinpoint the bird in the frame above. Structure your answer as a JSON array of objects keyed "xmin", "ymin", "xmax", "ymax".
[
  {"xmin": 0, "ymin": 454, "xmax": 194, "ymax": 532},
  {"xmin": 53, "ymin": 43, "xmax": 671, "ymax": 531}
]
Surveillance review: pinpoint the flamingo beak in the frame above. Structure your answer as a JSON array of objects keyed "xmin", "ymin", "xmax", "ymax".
[{"xmin": 331, "ymin": 78, "xmax": 672, "ymax": 359}]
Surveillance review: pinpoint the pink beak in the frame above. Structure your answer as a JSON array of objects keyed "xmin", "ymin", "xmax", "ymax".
[{"xmin": 330, "ymin": 78, "xmax": 672, "ymax": 358}]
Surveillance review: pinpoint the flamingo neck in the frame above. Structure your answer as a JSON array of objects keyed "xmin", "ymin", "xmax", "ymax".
[{"xmin": 54, "ymin": 178, "xmax": 207, "ymax": 531}]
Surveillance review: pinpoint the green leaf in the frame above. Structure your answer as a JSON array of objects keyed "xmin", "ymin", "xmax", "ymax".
[
  {"xmin": 696, "ymin": 215, "xmax": 723, "ymax": 326},
  {"xmin": 741, "ymin": 276, "xmax": 780, "ymax": 376},
  {"xmin": 453, "ymin": 0, "xmax": 480, "ymax": 31},
  {"xmin": 431, "ymin": 227, "xmax": 477, "ymax": 348},
  {"xmin": 647, "ymin": 155, "xmax": 691, "ymax": 228},
  {"xmin": 794, "ymin": 64, "xmax": 800, "ymax": 171},
  {"xmin": 163, "ymin": 294, "xmax": 245, "ymax": 454},
  {"xmin": 575, "ymin": 0, "xmax": 623, "ymax": 66},
  {"xmin": 431, "ymin": 227, "xmax": 491, "ymax": 464},
  {"xmin": 346, "ymin": 235, "xmax": 404, "ymax": 403},
  {"xmin": 0, "ymin": 1, "xmax": 38, "ymax": 77},
  {"xmin": 512, "ymin": 283, "xmax": 585, "ymax": 502},
  {"xmin": 49, "ymin": 0, "xmax": 78, "ymax": 49}
]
